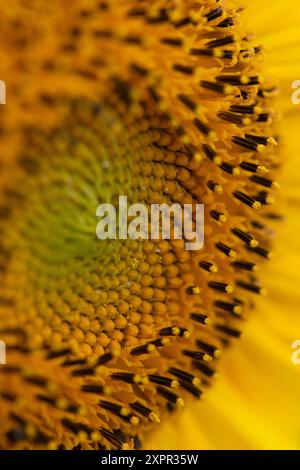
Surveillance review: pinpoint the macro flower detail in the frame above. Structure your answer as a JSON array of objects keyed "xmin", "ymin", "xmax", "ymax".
[{"xmin": 0, "ymin": 0, "xmax": 282, "ymax": 450}]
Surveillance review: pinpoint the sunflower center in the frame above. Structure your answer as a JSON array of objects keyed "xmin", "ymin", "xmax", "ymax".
[{"xmin": 0, "ymin": 0, "xmax": 280, "ymax": 451}]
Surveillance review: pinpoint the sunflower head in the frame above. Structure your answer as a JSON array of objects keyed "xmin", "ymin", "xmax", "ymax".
[{"xmin": 0, "ymin": 0, "xmax": 281, "ymax": 450}]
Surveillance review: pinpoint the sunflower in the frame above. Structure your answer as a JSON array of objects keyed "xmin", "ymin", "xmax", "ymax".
[{"xmin": 0, "ymin": 0, "xmax": 299, "ymax": 450}]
